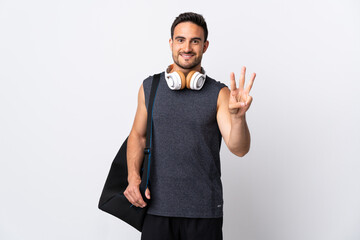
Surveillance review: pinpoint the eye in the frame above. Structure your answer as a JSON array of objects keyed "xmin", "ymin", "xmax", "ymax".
[
  {"xmin": 192, "ymin": 39, "xmax": 200, "ymax": 44},
  {"xmin": 177, "ymin": 39, "xmax": 184, "ymax": 43}
]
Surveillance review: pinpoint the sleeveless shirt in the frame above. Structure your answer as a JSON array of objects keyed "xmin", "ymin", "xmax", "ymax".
[{"xmin": 142, "ymin": 72, "xmax": 227, "ymax": 218}]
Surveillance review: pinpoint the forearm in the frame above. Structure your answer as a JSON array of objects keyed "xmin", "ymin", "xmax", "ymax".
[
  {"xmin": 228, "ymin": 114, "xmax": 251, "ymax": 157},
  {"xmin": 127, "ymin": 131, "xmax": 146, "ymax": 183}
]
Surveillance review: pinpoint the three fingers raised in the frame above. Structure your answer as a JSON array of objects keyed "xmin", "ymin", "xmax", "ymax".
[{"xmin": 230, "ymin": 67, "xmax": 256, "ymax": 94}]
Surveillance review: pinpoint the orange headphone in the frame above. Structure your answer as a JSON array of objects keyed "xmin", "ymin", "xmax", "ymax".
[{"xmin": 164, "ymin": 64, "xmax": 206, "ymax": 90}]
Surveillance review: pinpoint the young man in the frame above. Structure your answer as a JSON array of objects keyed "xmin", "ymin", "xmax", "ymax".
[{"xmin": 124, "ymin": 12, "xmax": 256, "ymax": 240}]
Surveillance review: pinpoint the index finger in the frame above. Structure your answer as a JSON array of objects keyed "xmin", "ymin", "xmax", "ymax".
[{"xmin": 239, "ymin": 66, "xmax": 246, "ymax": 91}]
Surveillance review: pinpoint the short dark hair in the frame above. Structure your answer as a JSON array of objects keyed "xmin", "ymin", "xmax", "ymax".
[{"xmin": 171, "ymin": 12, "xmax": 208, "ymax": 42}]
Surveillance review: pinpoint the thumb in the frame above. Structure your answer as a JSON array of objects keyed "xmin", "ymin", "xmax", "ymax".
[{"xmin": 145, "ymin": 188, "xmax": 151, "ymax": 199}]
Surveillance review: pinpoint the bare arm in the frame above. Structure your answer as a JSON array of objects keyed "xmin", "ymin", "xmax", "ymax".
[
  {"xmin": 217, "ymin": 66, "xmax": 256, "ymax": 157},
  {"xmin": 123, "ymin": 84, "xmax": 150, "ymax": 208}
]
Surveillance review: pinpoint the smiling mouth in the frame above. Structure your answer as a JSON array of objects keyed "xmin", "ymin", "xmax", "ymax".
[{"xmin": 180, "ymin": 53, "xmax": 194, "ymax": 60}]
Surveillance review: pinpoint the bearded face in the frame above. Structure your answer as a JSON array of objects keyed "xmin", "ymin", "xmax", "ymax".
[{"xmin": 170, "ymin": 22, "xmax": 209, "ymax": 71}]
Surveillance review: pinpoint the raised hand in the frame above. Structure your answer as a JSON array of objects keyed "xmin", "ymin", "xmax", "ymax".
[{"xmin": 229, "ymin": 66, "xmax": 256, "ymax": 118}]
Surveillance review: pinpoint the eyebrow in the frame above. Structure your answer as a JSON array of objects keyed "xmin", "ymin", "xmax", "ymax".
[{"xmin": 175, "ymin": 36, "xmax": 202, "ymax": 41}]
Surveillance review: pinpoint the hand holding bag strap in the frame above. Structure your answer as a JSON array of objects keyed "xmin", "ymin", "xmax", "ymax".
[
  {"xmin": 98, "ymin": 73, "xmax": 161, "ymax": 232},
  {"xmin": 139, "ymin": 73, "xmax": 160, "ymax": 200}
]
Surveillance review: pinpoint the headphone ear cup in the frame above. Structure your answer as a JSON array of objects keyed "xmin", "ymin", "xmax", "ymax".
[
  {"xmin": 186, "ymin": 71, "xmax": 206, "ymax": 90},
  {"xmin": 176, "ymin": 71, "xmax": 186, "ymax": 90},
  {"xmin": 166, "ymin": 71, "xmax": 186, "ymax": 90},
  {"xmin": 186, "ymin": 71, "xmax": 196, "ymax": 89}
]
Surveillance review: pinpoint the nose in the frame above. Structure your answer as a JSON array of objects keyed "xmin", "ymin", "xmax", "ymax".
[{"xmin": 184, "ymin": 40, "xmax": 192, "ymax": 53}]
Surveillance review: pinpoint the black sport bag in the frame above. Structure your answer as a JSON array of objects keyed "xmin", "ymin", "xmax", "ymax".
[{"xmin": 98, "ymin": 74, "xmax": 160, "ymax": 231}]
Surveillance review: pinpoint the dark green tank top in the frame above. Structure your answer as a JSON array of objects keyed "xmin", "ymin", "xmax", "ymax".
[{"xmin": 143, "ymin": 72, "xmax": 227, "ymax": 218}]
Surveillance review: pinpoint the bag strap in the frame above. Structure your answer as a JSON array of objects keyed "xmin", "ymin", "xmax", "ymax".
[{"xmin": 139, "ymin": 73, "xmax": 161, "ymax": 200}]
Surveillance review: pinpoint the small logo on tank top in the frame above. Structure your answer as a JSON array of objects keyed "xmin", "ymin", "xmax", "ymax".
[{"xmin": 217, "ymin": 205, "xmax": 222, "ymax": 208}]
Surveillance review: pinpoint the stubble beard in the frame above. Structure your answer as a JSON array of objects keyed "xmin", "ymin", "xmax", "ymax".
[{"xmin": 172, "ymin": 52, "xmax": 203, "ymax": 70}]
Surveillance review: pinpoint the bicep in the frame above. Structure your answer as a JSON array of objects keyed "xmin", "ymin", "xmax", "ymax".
[
  {"xmin": 130, "ymin": 84, "xmax": 147, "ymax": 139},
  {"xmin": 216, "ymin": 87, "xmax": 231, "ymax": 147}
]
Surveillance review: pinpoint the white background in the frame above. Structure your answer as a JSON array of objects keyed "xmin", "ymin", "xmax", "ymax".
[{"xmin": 1, "ymin": 0, "xmax": 359, "ymax": 239}]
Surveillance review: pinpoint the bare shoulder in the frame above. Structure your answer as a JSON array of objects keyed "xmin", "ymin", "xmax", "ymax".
[
  {"xmin": 138, "ymin": 83, "xmax": 145, "ymax": 103},
  {"xmin": 217, "ymin": 86, "xmax": 230, "ymax": 110},
  {"xmin": 128, "ymin": 83, "xmax": 147, "ymax": 137},
  {"xmin": 216, "ymin": 86, "xmax": 231, "ymax": 145}
]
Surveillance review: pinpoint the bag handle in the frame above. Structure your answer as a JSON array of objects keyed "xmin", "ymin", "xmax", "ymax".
[{"xmin": 139, "ymin": 73, "xmax": 161, "ymax": 200}]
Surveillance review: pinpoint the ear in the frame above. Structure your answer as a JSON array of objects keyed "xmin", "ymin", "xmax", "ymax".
[
  {"xmin": 203, "ymin": 40, "xmax": 209, "ymax": 53},
  {"xmin": 169, "ymin": 38, "xmax": 173, "ymax": 50}
]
